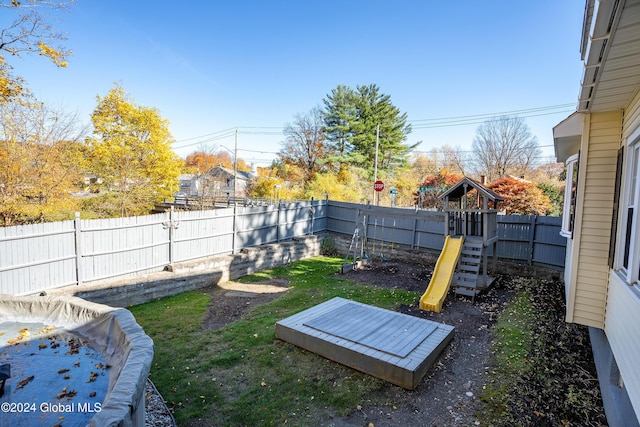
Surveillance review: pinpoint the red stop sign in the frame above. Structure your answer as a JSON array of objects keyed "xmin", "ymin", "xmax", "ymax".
[{"xmin": 374, "ymin": 180, "xmax": 385, "ymax": 192}]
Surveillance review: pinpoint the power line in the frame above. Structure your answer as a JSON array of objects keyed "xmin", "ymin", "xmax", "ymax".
[
  {"xmin": 409, "ymin": 103, "xmax": 574, "ymax": 123},
  {"xmin": 410, "ymin": 105, "xmax": 574, "ymax": 129},
  {"xmin": 237, "ymin": 148, "xmax": 279, "ymax": 154},
  {"xmin": 173, "ymin": 127, "xmax": 284, "ymax": 146},
  {"xmin": 411, "ymin": 110, "xmax": 574, "ymax": 129},
  {"xmin": 172, "ymin": 130, "xmax": 237, "ymax": 150},
  {"xmin": 413, "ymin": 144, "xmax": 556, "ymax": 155},
  {"xmin": 411, "ymin": 147, "xmax": 561, "ymax": 167},
  {"xmin": 172, "ymin": 127, "xmax": 237, "ymax": 145},
  {"xmin": 171, "ymin": 102, "xmax": 575, "ymax": 153},
  {"xmin": 239, "ymin": 131, "xmax": 281, "ymax": 136}
]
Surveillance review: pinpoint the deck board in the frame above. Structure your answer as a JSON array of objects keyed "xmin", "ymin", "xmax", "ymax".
[{"xmin": 275, "ymin": 297, "xmax": 454, "ymax": 389}]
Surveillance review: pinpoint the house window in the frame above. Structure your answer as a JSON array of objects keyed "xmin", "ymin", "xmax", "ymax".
[
  {"xmin": 620, "ymin": 138, "xmax": 640, "ymax": 286},
  {"xmin": 561, "ymin": 153, "xmax": 580, "ymax": 238}
]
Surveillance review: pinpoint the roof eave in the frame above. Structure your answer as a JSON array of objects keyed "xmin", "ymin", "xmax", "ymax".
[{"xmin": 553, "ymin": 112, "xmax": 584, "ymax": 162}]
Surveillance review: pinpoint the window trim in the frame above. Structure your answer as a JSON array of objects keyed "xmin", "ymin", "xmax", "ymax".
[
  {"xmin": 618, "ymin": 130, "xmax": 640, "ymax": 287},
  {"xmin": 560, "ymin": 152, "xmax": 580, "ymax": 238},
  {"xmin": 609, "ymin": 146, "xmax": 624, "ymax": 268}
]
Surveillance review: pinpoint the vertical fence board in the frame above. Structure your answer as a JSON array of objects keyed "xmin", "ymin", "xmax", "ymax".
[
  {"xmin": 532, "ymin": 216, "xmax": 567, "ymax": 267},
  {"xmin": 79, "ymin": 213, "xmax": 170, "ymax": 284},
  {"xmin": 172, "ymin": 208, "xmax": 234, "ymax": 263},
  {"xmin": 0, "ymin": 221, "xmax": 77, "ymax": 295}
]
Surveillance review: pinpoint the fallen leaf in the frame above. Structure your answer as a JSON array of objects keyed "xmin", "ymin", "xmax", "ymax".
[
  {"xmin": 57, "ymin": 387, "xmax": 68, "ymax": 399},
  {"xmin": 87, "ymin": 372, "xmax": 99, "ymax": 383},
  {"xmin": 16, "ymin": 376, "xmax": 35, "ymax": 390}
]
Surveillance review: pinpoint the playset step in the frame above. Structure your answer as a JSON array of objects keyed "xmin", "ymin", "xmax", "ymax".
[{"xmin": 452, "ymin": 237, "xmax": 493, "ymax": 297}]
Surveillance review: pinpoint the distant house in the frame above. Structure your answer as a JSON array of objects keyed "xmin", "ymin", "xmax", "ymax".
[
  {"xmin": 176, "ymin": 174, "xmax": 198, "ymax": 197},
  {"xmin": 205, "ymin": 165, "xmax": 254, "ymax": 198},
  {"xmin": 553, "ymin": 1, "xmax": 640, "ymax": 426},
  {"xmin": 176, "ymin": 166, "xmax": 256, "ymax": 200}
]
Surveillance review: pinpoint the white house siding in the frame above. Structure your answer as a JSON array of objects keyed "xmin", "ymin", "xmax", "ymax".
[
  {"xmin": 623, "ymin": 89, "xmax": 640, "ymax": 139},
  {"xmin": 568, "ymin": 111, "xmax": 622, "ymax": 328},
  {"xmin": 564, "ymin": 239, "xmax": 573, "ymax": 297},
  {"xmin": 601, "ymin": 85, "xmax": 640, "ymax": 421},
  {"xmin": 605, "ymin": 272, "xmax": 640, "ymax": 421}
]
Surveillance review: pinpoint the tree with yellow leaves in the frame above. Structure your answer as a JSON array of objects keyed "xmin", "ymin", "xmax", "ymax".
[
  {"xmin": 1, "ymin": 0, "xmax": 74, "ymax": 101},
  {"xmin": 86, "ymin": 85, "xmax": 182, "ymax": 217},
  {"xmin": 0, "ymin": 92, "xmax": 87, "ymax": 225}
]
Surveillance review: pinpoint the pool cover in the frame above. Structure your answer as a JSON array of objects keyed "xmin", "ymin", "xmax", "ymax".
[{"xmin": 0, "ymin": 295, "xmax": 154, "ymax": 427}]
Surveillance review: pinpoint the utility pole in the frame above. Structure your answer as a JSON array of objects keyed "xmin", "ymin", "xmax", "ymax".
[
  {"xmin": 373, "ymin": 124, "xmax": 380, "ymax": 205},
  {"xmin": 233, "ymin": 128, "xmax": 238, "ymax": 199},
  {"xmin": 232, "ymin": 129, "xmax": 238, "ymax": 254}
]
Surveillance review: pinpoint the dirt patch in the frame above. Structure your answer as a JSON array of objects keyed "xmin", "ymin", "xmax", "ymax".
[
  {"xmin": 201, "ymin": 278, "xmax": 289, "ymax": 330},
  {"xmin": 327, "ymin": 260, "xmax": 513, "ymax": 426}
]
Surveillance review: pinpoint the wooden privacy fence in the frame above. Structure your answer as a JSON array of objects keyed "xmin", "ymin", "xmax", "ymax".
[
  {"xmin": 325, "ymin": 201, "xmax": 566, "ymax": 269},
  {"xmin": 0, "ymin": 199, "xmax": 564, "ymax": 296},
  {"xmin": 325, "ymin": 202, "xmax": 446, "ymax": 252},
  {"xmin": 0, "ymin": 200, "xmax": 326, "ymax": 295},
  {"xmin": 491, "ymin": 215, "xmax": 566, "ymax": 268}
]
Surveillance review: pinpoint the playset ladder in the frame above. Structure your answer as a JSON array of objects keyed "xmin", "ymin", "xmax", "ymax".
[{"xmin": 453, "ymin": 236, "xmax": 485, "ymax": 297}]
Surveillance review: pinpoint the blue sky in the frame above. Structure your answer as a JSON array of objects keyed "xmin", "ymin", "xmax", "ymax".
[{"xmin": 11, "ymin": 1, "xmax": 585, "ymax": 167}]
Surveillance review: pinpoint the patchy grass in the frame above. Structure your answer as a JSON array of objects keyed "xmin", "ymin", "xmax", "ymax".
[
  {"xmin": 130, "ymin": 256, "xmax": 420, "ymax": 426},
  {"xmin": 131, "ymin": 258, "xmax": 605, "ymax": 426},
  {"xmin": 480, "ymin": 286, "xmax": 536, "ymax": 421},
  {"xmin": 479, "ymin": 277, "xmax": 606, "ymax": 426}
]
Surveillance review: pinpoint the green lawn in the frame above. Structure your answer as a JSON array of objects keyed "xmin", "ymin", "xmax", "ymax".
[
  {"xmin": 130, "ymin": 256, "xmax": 420, "ymax": 426},
  {"xmin": 131, "ymin": 256, "xmax": 604, "ymax": 426}
]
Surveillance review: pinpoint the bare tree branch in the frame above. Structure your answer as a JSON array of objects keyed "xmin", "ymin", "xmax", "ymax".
[
  {"xmin": 0, "ymin": 0, "xmax": 73, "ymax": 66},
  {"xmin": 471, "ymin": 115, "xmax": 541, "ymax": 181},
  {"xmin": 279, "ymin": 107, "xmax": 326, "ymax": 182}
]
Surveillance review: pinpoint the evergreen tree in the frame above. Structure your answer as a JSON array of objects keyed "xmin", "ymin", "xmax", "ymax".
[
  {"xmin": 322, "ymin": 84, "xmax": 415, "ymax": 177},
  {"xmin": 322, "ymin": 85, "xmax": 357, "ymax": 168}
]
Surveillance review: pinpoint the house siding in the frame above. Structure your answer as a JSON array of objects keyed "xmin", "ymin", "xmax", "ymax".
[
  {"xmin": 604, "ymin": 273, "xmax": 640, "ymax": 421},
  {"xmin": 602, "ymin": 86, "xmax": 640, "ymax": 422},
  {"xmin": 569, "ymin": 111, "xmax": 622, "ymax": 328}
]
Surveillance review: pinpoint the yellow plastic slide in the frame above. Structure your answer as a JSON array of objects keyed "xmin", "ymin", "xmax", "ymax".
[{"xmin": 419, "ymin": 235, "xmax": 464, "ymax": 313}]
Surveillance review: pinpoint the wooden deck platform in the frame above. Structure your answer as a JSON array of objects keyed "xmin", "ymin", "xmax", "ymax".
[{"xmin": 275, "ymin": 297, "xmax": 455, "ymax": 389}]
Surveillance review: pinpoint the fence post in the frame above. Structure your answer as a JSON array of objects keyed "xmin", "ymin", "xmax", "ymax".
[
  {"xmin": 232, "ymin": 202, "xmax": 237, "ymax": 254},
  {"xmin": 276, "ymin": 200, "xmax": 281, "ymax": 242},
  {"xmin": 74, "ymin": 212, "xmax": 83, "ymax": 286},
  {"xmin": 169, "ymin": 206, "xmax": 175, "ymax": 264},
  {"xmin": 309, "ymin": 197, "xmax": 315, "ymax": 235},
  {"xmin": 411, "ymin": 206, "xmax": 418, "ymax": 250},
  {"xmin": 527, "ymin": 215, "xmax": 536, "ymax": 265}
]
